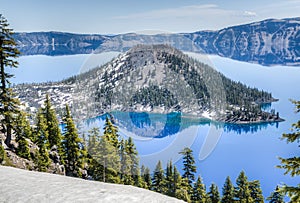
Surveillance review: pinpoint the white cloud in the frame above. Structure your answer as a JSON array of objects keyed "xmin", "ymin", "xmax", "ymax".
[
  {"xmin": 242, "ymin": 11, "xmax": 257, "ymax": 18},
  {"xmin": 109, "ymin": 2, "xmax": 300, "ymax": 33},
  {"xmin": 251, "ymin": 1, "xmax": 300, "ymax": 22},
  {"xmin": 112, "ymin": 4, "xmax": 261, "ymax": 32},
  {"xmin": 114, "ymin": 4, "xmax": 232, "ymax": 20}
]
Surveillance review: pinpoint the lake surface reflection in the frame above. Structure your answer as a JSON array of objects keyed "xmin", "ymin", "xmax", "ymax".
[{"xmin": 11, "ymin": 52, "xmax": 300, "ymax": 198}]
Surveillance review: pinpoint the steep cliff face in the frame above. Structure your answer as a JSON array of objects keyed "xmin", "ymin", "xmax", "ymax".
[
  {"xmin": 14, "ymin": 31, "xmax": 111, "ymax": 55},
  {"xmin": 14, "ymin": 18, "xmax": 300, "ymax": 66},
  {"xmin": 188, "ymin": 18, "xmax": 300, "ymax": 66}
]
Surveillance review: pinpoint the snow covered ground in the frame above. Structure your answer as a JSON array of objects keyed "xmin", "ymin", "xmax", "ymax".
[{"xmin": 0, "ymin": 166, "xmax": 184, "ymax": 203}]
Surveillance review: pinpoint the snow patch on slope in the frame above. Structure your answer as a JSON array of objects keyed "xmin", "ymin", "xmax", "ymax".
[{"xmin": 0, "ymin": 166, "xmax": 184, "ymax": 203}]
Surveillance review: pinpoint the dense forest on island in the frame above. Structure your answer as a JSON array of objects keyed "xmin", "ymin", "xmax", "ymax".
[{"xmin": 13, "ymin": 44, "xmax": 283, "ymax": 124}]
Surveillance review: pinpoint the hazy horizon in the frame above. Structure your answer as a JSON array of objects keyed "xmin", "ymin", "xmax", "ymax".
[{"xmin": 1, "ymin": 0, "xmax": 300, "ymax": 34}]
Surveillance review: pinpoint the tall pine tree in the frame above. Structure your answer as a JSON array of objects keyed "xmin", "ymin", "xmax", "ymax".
[
  {"xmin": 266, "ymin": 186, "xmax": 284, "ymax": 203},
  {"xmin": 163, "ymin": 160, "xmax": 175, "ymax": 196},
  {"xmin": 173, "ymin": 165, "xmax": 182, "ymax": 197},
  {"xmin": 62, "ymin": 105, "xmax": 85, "ymax": 177},
  {"xmin": 175, "ymin": 177, "xmax": 191, "ymax": 202},
  {"xmin": 152, "ymin": 160, "xmax": 165, "ymax": 193},
  {"xmin": 35, "ymin": 109, "xmax": 48, "ymax": 151},
  {"xmin": 141, "ymin": 165, "xmax": 152, "ymax": 189},
  {"xmin": 87, "ymin": 127, "xmax": 100, "ymax": 156},
  {"xmin": 126, "ymin": 137, "xmax": 140, "ymax": 187},
  {"xmin": 249, "ymin": 180, "xmax": 264, "ymax": 203},
  {"xmin": 120, "ymin": 138, "xmax": 134, "ymax": 185},
  {"xmin": 98, "ymin": 134, "xmax": 120, "ymax": 183},
  {"xmin": 192, "ymin": 176, "xmax": 207, "ymax": 203},
  {"xmin": 278, "ymin": 100, "xmax": 300, "ymax": 202},
  {"xmin": 15, "ymin": 111, "xmax": 32, "ymax": 141},
  {"xmin": 0, "ymin": 14, "xmax": 20, "ymax": 147},
  {"xmin": 16, "ymin": 136, "xmax": 30, "ymax": 159},
  {"xmin": 86, "ymin": 127, "xmax": 103, "ymax": 181},
  {"xmin": 235, "ymin": 171, "xmax": 254, "ymax": 203},
  {"xmin": 34, "ymin": 109, "xmax": 50, "ymax": 171},
  {"xmin": 42, "ymin": 94, "xmax": 62, "ymax": 150},
  {"xmin": 15, "ymin": 111, "xmax": 31, "ymax": 159},
  {"xmin": 221, "ymin": 176, "xmax": 235, "ymax": 203},
  {"xmin": 103, "ymin": 116, "xmax": 119, "ymax": 148},
  {"xmin": 208, "ymin": 183, "xmax": 221, "ymax": 203},
  {"xmin": 179, "ymin": 147, "xmax": 197, "ymax": 186}
]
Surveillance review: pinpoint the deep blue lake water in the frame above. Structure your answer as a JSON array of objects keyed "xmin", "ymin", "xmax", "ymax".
[{"xmin": 11, "ymin": 53, "xmax": 300, "ymax": 199}]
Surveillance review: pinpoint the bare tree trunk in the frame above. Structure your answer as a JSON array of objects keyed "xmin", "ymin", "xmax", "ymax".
[{"xmin": 0, "ymin": 38, "xmax": 11, "ymax": 147}]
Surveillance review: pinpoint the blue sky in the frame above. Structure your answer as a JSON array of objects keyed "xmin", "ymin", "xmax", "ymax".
[{"xmin": 1, "ymin": 0, "xmax": 300, "ymax": 34}]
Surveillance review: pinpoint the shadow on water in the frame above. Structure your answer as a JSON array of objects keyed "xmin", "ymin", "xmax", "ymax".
[
  {"xmin": 84, "ymin": 111, "xmax": 281, "ymax": 137},
  {"xmin": 222, "ymin": 121, "xmax": 279, "ymax": 134},
  {"xmin": 260, "ymin": 103, "xmax": 272, "ymax": 111}
]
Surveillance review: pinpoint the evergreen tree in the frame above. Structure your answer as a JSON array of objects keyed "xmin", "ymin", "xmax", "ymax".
[
  {"xmin": 87, "ymin": 127, "xmax": 100, "ymax": 156},
  {"xmin": 192, "ymin": 176, "xmax": 207, "ymax": 203},
  {"xmin": 103, "ymin": 116, "xmax": 119, "ymax": 148},
  {"xmin": 249, "ymin": 180, "xmax": 264, "ymax": 203},
  {"xmin": 173, "ymin": 165, "xmax": 182, "ymax": 196},
  {"xmin": 117, "ymin": 136, "xmax": 141, "ymax": 186},
  {"xmin": 34, "ymin": 109, "xmax": 50, "ymax": 171},
  {"xmin": 0, "ymin": 143, "xmax": 6, "ymax": 164},
  {"xmin": 221, "ymin": 176, "xmax": 235, "ymax": 203},
  {"xmin": 278, "ymin": 100, "xmax": 300, "ymax": 203},
  {"xmin": 142, "ymin": 165, "xmax": 152, "ymax": 189},
  {"xmin": 152, "ymin": 160, "xmax": 165, "ymax": 193},
  {"xmin": 235, "ymin": 171, "xmax": 254, "ymax": 203},
  {"xmin": 34, "ymin": 109, "xmax": 48, "ymax": 151},
  {"xmin": 42, "ymin": 94, "xmax": 62, "ymax": 150},
  {"xmin": 162, "ymin": 160, "xmax": 175, "ymax": 196},
  {"xmin": 35, "ymin": 144, "xmax": 50, "ymax": 172},
  {"xmin": 179, "ymin": 147, "xmax": 197, "ymax": 185},
  {"xmin": 16, "ymin": 136, "xmax": 30, "ymax": 159},
  {"xmin": 266, "ymin": 186, "xmax": 284, "ymax": 203},
  {"xmin": 87, "ymin": 157, "xmax": 103, "ymax": 181},
  {"xmin": 98, "ymin": 134, "xmax": 120, "ymax": 183},
  {"xmin": 126, "ymin": 137, "xmax": 142, "ymax": 187},
  {"xmin": 169, "ymin": 164, "xmax": 193, "ymax": 201},
  {"xmin": 138, "ymin": 165, "xmax": 147, "ymax": 188},
  {"xmin": 133, "ymin": 170, "xmax": 144, "ymax": 188},
  {"xmin": 15, "ymin": 112, "xmax": 32, "ymax": 159},
  {"xmin": 120, "ymin": 138, "xmax": 134, "ymax": 185},
  {"xmin": 141, "ymin": 164, "xmax": 145, "ymax": 176},
  {"xmin": 175, "ymin": 177, "xmax": 191, "ymax": 202},
  {"xmin": 15, "ymin": 111, "xmax": 33, "ymax": 141},
  {"xmin": 0, "ymin": 14, "xmax": 20, "ymax": 147},
  {"xmin": 62, "ymin": 105, "xmax": 85, "ymax": 177},
  {"xmin": 208, "ymin": 183, "xmax": 221, "ymax": 203},
  {"xmin": 86, "ymin": 127, "xmax": 102, "ymax": 181}
]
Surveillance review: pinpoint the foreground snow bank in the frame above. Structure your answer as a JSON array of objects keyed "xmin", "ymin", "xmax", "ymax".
[{"xmin": 0, "ymin": 166, "xmax": 184, "ymax": 203}]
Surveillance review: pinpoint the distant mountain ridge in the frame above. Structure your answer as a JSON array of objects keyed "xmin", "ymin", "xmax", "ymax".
[
  {"xmin": 186, "ymin": 17, "xmax": 300, "ymax": 66},
  {"xmin": 14, "ymin": 17, "xmax": 300, "ymax": 66},
  {"xmin": 14, "ymin": 31, "xmax": 111, "ymax": 55}
]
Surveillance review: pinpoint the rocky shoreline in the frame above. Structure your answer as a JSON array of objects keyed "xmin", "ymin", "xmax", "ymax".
[
  {"xmin": 220, "ymin": 109, "xmax": 285, "ymax": 124},
  {"xmin": 221, "ymin": 116, "xmax": 285, "ymax": 124}
]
